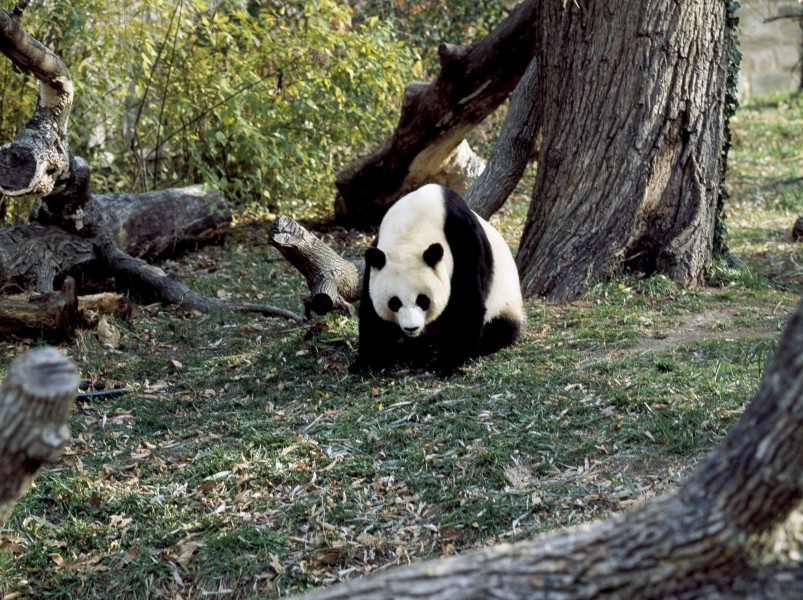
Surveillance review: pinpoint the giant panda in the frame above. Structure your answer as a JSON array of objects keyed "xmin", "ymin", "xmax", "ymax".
[{"xmin": 350, "ymin": 183, "xmax": 525, "ymax": 375}]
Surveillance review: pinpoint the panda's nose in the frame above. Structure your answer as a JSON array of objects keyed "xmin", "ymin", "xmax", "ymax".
[{"xmin": 402, "ymin": 325, "xmax": 422, "ymax": 337}]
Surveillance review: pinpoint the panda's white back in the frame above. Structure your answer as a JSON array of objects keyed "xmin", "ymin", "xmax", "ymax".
[{"xmin": 475, "ymin": 215, "xmax": 524, "ymax": 326}]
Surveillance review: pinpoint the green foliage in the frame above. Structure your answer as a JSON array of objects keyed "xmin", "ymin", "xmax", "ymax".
[
  {"xmin": 358, "ymin": 0, "xmax": 510, "ymax": 74},
  {"xmin": 0, "ymin": 1, "xmax": 421, "ymax": 214}
]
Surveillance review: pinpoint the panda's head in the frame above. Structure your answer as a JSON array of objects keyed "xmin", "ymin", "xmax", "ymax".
[{"xmin": 366, "ymin": 242, "xmax": 452, "ymax": 338}]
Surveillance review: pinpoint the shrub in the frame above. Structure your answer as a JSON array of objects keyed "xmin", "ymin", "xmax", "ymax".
[{"xmin": 0, "ymin": 0, "xmax": 422, "ymax": 214}]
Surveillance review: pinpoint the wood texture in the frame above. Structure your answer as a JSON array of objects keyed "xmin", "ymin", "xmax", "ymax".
[
  {"xmin": 0, "ymin": 347, "xmax": 78, "ymax": 527},
  {"xmin": 517, "ymin": 0, "xmax": 730, "ymax": 299},
  {"xmin": 0, "ymin": 187, "xmax": 230, "ymax": 294},
  {"xmin": 334, "ymin": 0, "xmax": 540, "ymax": 226},
  {"xmin": 0, "ymin": 188, "xmax": 302, "ymax": 337},
  {"xmin": 294, "ymin": 298, "xmax": 803, "ymax": 599},
  {"xmin": 0, "ymin": 277, "xmax": 77, "ymax": 341},
  {"xmin": 81, "ymin": 185, "xmax": 232, "ymax": 258},
  {"xmin": 269, "ymin": 216, "xmax": 363, "ymax": 316}
]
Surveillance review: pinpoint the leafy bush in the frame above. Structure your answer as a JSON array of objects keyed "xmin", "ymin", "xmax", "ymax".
[
  {"xmin": 0, "ymin": 0, "xmax": 421, "ymax": 214},
  {"xmin": 357, "ymin": 0, "xmax": 510, "ymax": 75}
]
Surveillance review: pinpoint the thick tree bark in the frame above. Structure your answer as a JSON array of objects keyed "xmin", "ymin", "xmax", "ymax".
[
  {"xmin": 295, "ymin": 298, "xmax": 803, "ymax": 599},
  {"xmin": 81, "ymin": 184, "xmax": 232, "ymax": 258},
  {"xmin": 0, "ymin": 347, "xmax": 78, "ymax": 527},
  {"xmin": 465, "ymin": 55, "xmax": 541, "ymax": 219},
  {"xmin": 517, "ymin": 1, "xmax": 730, "ymax": 300},
  {"xmin": 334, "ymin": 0, "xmax": 540, "ymax": 226}
]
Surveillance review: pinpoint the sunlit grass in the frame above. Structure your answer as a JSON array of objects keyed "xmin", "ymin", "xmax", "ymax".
[{"xmin": 1, "ymin": 92, "xmax": 801, "ymax": 598}]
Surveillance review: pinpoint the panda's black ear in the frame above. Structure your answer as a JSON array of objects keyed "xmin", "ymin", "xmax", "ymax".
[
  {"xmin": 423, "ymin": 243, "xmax": 444, "ymax": 268},
  {"xmin": 365, "ymin": 247, "xmax": 386, "ymax": 270}
]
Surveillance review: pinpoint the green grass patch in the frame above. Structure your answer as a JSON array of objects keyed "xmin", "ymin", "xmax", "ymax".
[{"xmin": 1, "ymin": 93, "xmax": 802, "ymax": 598}]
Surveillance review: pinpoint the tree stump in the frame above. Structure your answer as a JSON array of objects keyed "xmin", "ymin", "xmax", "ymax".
[
  {"xmin": 0, "ymin": 347, "xmax": 78, "ymax": 527},
  {"xmin": 792, "ymin": 216, "xmax": 803, "ymax": 240}
]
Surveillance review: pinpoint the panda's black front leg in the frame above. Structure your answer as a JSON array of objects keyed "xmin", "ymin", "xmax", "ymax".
[
  {"xmin": 430, "ymin": 312, "xmax": 484, "ymax": 376},
  {"xmin": 350, "ymin": 305, "xmax": 400, "ymax": 374}
]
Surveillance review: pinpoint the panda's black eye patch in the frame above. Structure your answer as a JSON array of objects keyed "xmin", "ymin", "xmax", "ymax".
[
  {"xmin": 416, "ymin": 294, "xmax": 430, "ymax": 310},
  {"xmin": 388, "ymin": 297, "xmax": 402, "ymax": 312}
]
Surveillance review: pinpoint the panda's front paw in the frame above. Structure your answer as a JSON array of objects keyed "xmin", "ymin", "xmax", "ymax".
[
  {"xmin": 348, "ymin": 359, "xmax": 367, "ymax": 374},
  {"xmin": 349, "ymin": 358, "xmax": 384, "ymax": 375},
  {"xmin": 433, "ymin": 361, "xmax": 465, "ymax": 378}
]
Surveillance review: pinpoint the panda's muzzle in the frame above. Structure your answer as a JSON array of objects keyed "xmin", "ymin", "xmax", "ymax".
[{"xmin": 398, "ymin": 306, "xmax": 425, "ymax": 337}]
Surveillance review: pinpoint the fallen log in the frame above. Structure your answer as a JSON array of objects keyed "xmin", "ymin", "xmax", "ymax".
[
  {"xmin": 0, "ymin": 186, "xmax": 303, "ymax": 339},
  {"xmin": 80, "ymin": 184, "xmax": 232, "ymax": 259},
  {"xmin": 0, "ymin": 277, "xmax": 77, "ymax": 341},
  {"xmin": 0, "ymin": 347, "xmax": 78, "ymax": 527},
  {"xmin": 269, "ymin": 216, "xmax": 363, "ymax": 317}
]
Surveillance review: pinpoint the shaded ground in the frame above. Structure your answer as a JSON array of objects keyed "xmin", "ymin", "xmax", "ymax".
[{"xmin": 0, "ymin": 95, "xmax": 801, "ymax": 599}]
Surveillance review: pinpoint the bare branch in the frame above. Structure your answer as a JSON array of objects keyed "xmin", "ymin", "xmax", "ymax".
[
  {"xmin": 269, "ymin": 216, "xmax": 363, "ymax": 317},
  {"xmin": 101, "ymin": 241, "xmax": 304, "ymax": 322},
  {"xmin": 465, "ymin": 55, "xmax": 541, "ymax": 219},
  {"xmin": 764, "ymin": 7, "xmax": 803, "ymax": 24},
  {"xmin": 334, "ymin": 0, "xmax": 541, "ymax": 226},
  {"xmin": 0, "ymin": 7, "xmax": 74, "ymax": 197}
]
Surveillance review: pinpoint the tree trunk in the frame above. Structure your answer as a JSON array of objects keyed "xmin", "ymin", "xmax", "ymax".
[
  {"xmin": 295, "ymin": 298, "xmax": 803, "ymax": 599},
  {"xmin": 0, "ymin": 347, "xmax": 78, "ymax": 527},
  {"xmin": 517, "ymin": 0, "xmax": 730, "ymax": 300},
  {"xmin": 333, "ymin": 0, "xmax": 540, "ymax": 226}
]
